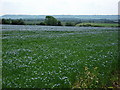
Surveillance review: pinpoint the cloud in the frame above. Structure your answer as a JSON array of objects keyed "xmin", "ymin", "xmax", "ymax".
[{"xmin": 0, "ymin": 0, "xmax": 119, "ymax": 15}]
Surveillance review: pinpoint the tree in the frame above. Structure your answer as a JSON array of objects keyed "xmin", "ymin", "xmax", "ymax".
[
  {"xmin": 11, "ymin": 19, "xmax": 25, "ymax": 25},
  {"xmin": 45, "ymin": 16, "xmax": 62, "ymax": 26},
  {"xmin": 2, "ymin": 19, "xmax": 12, "ymax": 24}
]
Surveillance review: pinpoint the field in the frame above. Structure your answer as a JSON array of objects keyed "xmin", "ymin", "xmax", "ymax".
[
  {"xmin": 76, "ymin": 23, "xmax": 119, "ymax": 27},
  {"xmin": 2, "ymin": 25, "xmax": 119, "ymax": 88}
]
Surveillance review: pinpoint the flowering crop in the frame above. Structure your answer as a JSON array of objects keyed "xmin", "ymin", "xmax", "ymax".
[{"xmin": 2, "ymin": 25, "xmax": 118, "ymax": 88}]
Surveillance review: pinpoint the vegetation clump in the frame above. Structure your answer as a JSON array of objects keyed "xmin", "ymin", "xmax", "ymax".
[
  {"xmin": 40, "ymin": 22, "xmax": 46, "ymax": 25},
  {"xmin": 2, "ymin": 19, "xmax": 12, "ymax": 24},
  {"xmin": 2, "ymin": 19, "xmax": 25, "ymax": 25},
  {"xmin": 65, "ymin": 22, "xmax": 75, "ymax": 26},
  {"xmin": 45, "ymin": 16, "xmax": 62, "ymax": 26},
  {"xmin": 76, "ymin": 23, "xmax": 118, "ymax": 27},
  {"xmin": 1, "ymin": 16, "xmax": 119, "ymax": 27},
  {"xmin": 11, "ymin": 19, "xmax": 25, "ymax": 25}
]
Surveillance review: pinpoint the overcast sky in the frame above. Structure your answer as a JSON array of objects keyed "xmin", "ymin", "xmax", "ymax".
[{"xmin": 0, "ymin": 0, "xmax": 119, "ymax": 15}]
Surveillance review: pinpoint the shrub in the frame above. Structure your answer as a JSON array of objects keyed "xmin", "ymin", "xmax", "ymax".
[
  {"xmin": 65, "ymin": 22, "xmax": 75, "ymax": 26},
  {"xmin": 39, "ymin": 22, "xmax": 46, "ymax": 25},
  {"xmin": 57, "ymin": 20, "xmax": 62, "ymax": 26}
]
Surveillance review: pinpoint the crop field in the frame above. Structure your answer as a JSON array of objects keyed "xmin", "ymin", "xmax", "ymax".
[
  {"xmin": 76, "ymin": 23, "xmax": 119, "ymax": 27},
  {"xmin": 2, "ymin": 25, "xmax": 119, "ymax": 88}
]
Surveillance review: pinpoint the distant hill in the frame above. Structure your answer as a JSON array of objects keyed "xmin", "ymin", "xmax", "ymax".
[{"xmin": 0, "ymin": 15, "xmax": 118, "ymax": 20}]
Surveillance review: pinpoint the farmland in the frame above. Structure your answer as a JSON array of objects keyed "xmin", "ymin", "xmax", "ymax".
[
  {"xmin": 76, "ymin": 23, "xmax": 119, "ymax": 27},
  {"xmin": 2, "ymin": 25, "xmax": 119, "ymax": 88}
]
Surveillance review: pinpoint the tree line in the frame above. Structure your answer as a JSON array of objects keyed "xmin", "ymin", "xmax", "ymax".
[
  {"xmin": 2, "ymin": 16, "xmax": 117, "ymax": 26},
  {"xmin": 1, "ymin": 16, "xmax": 75, "ymax": 26},
  {"xmin": 2, "ymin": 19, "xmax": 25, "ymax": 25}
]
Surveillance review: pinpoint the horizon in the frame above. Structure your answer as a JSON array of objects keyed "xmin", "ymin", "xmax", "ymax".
[
  {"xmin": 1, "ymin": 14, "xmax": 118, "ymax": 20},
  {"xmin": 1, "ymin": 14, "xmax": 119, "ymax": 16}
]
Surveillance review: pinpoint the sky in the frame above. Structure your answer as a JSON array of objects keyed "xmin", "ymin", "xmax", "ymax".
[{"xmin": 0, "ymin": 0, "xmax": 119, "ymax": 15}]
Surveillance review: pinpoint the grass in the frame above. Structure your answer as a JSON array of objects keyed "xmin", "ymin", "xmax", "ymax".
[
  {"xmin": 2, "ymin": 27, "xmax": 119, "ymax": 88},
  {"xmin": 76, "ymin": 23, "xmax": 119, "ymax": 27},
  {"xmin": 24, "ymin": 20, "xmax": 42, "ymax": 25}
]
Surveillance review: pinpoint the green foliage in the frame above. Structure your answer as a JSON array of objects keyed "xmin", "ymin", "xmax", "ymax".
[
  {"xmin": 57, "ymin": 20, "xmax": 62, "ymax": 26},
  {"xmin": 45, "ymin": 16, "xmax": 58, "ymax": 26},
  {"xmin": 45, "ymin": 16, "xmax": 62, "ymax": 26},
  {"xmin": 2, "ymin": 19, "xmax": 25, "ymax": 25},
  {"xmin": 76, "ymin": 23, "xmax": 118, "ymax": 27},
  {"xmin": 2, "ymin": 19, "xmax": 12, "ymax": 24},
  {"xmin": 11, "ymin": 19, "xmax": 25, "ymax": 25},
  {"xmin": 39, "ymin": 22, "xmax": 46, "ymax": 25},
  {"xmin": 2, "ymin": 26, "xmax": 118, "ymax": 88},
  {"xmin": 73, "ymin": 67, "xmax": 99, "ymax": 88},
  {"xmin": 65, "ymin": 22, "xmax": 75, "ymax": 26}
]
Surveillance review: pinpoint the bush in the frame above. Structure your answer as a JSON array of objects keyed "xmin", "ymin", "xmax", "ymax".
[
  {"xmin": 39, "ymin": 22, "xmax": 46, "ymax": 25},
  {"xmin": 65, "ymin": 22, "xmax": 75, "ymax": 26},
  {"xmin": 57, "ymin": 21, "xmax": 62, "ymax": 26}
]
